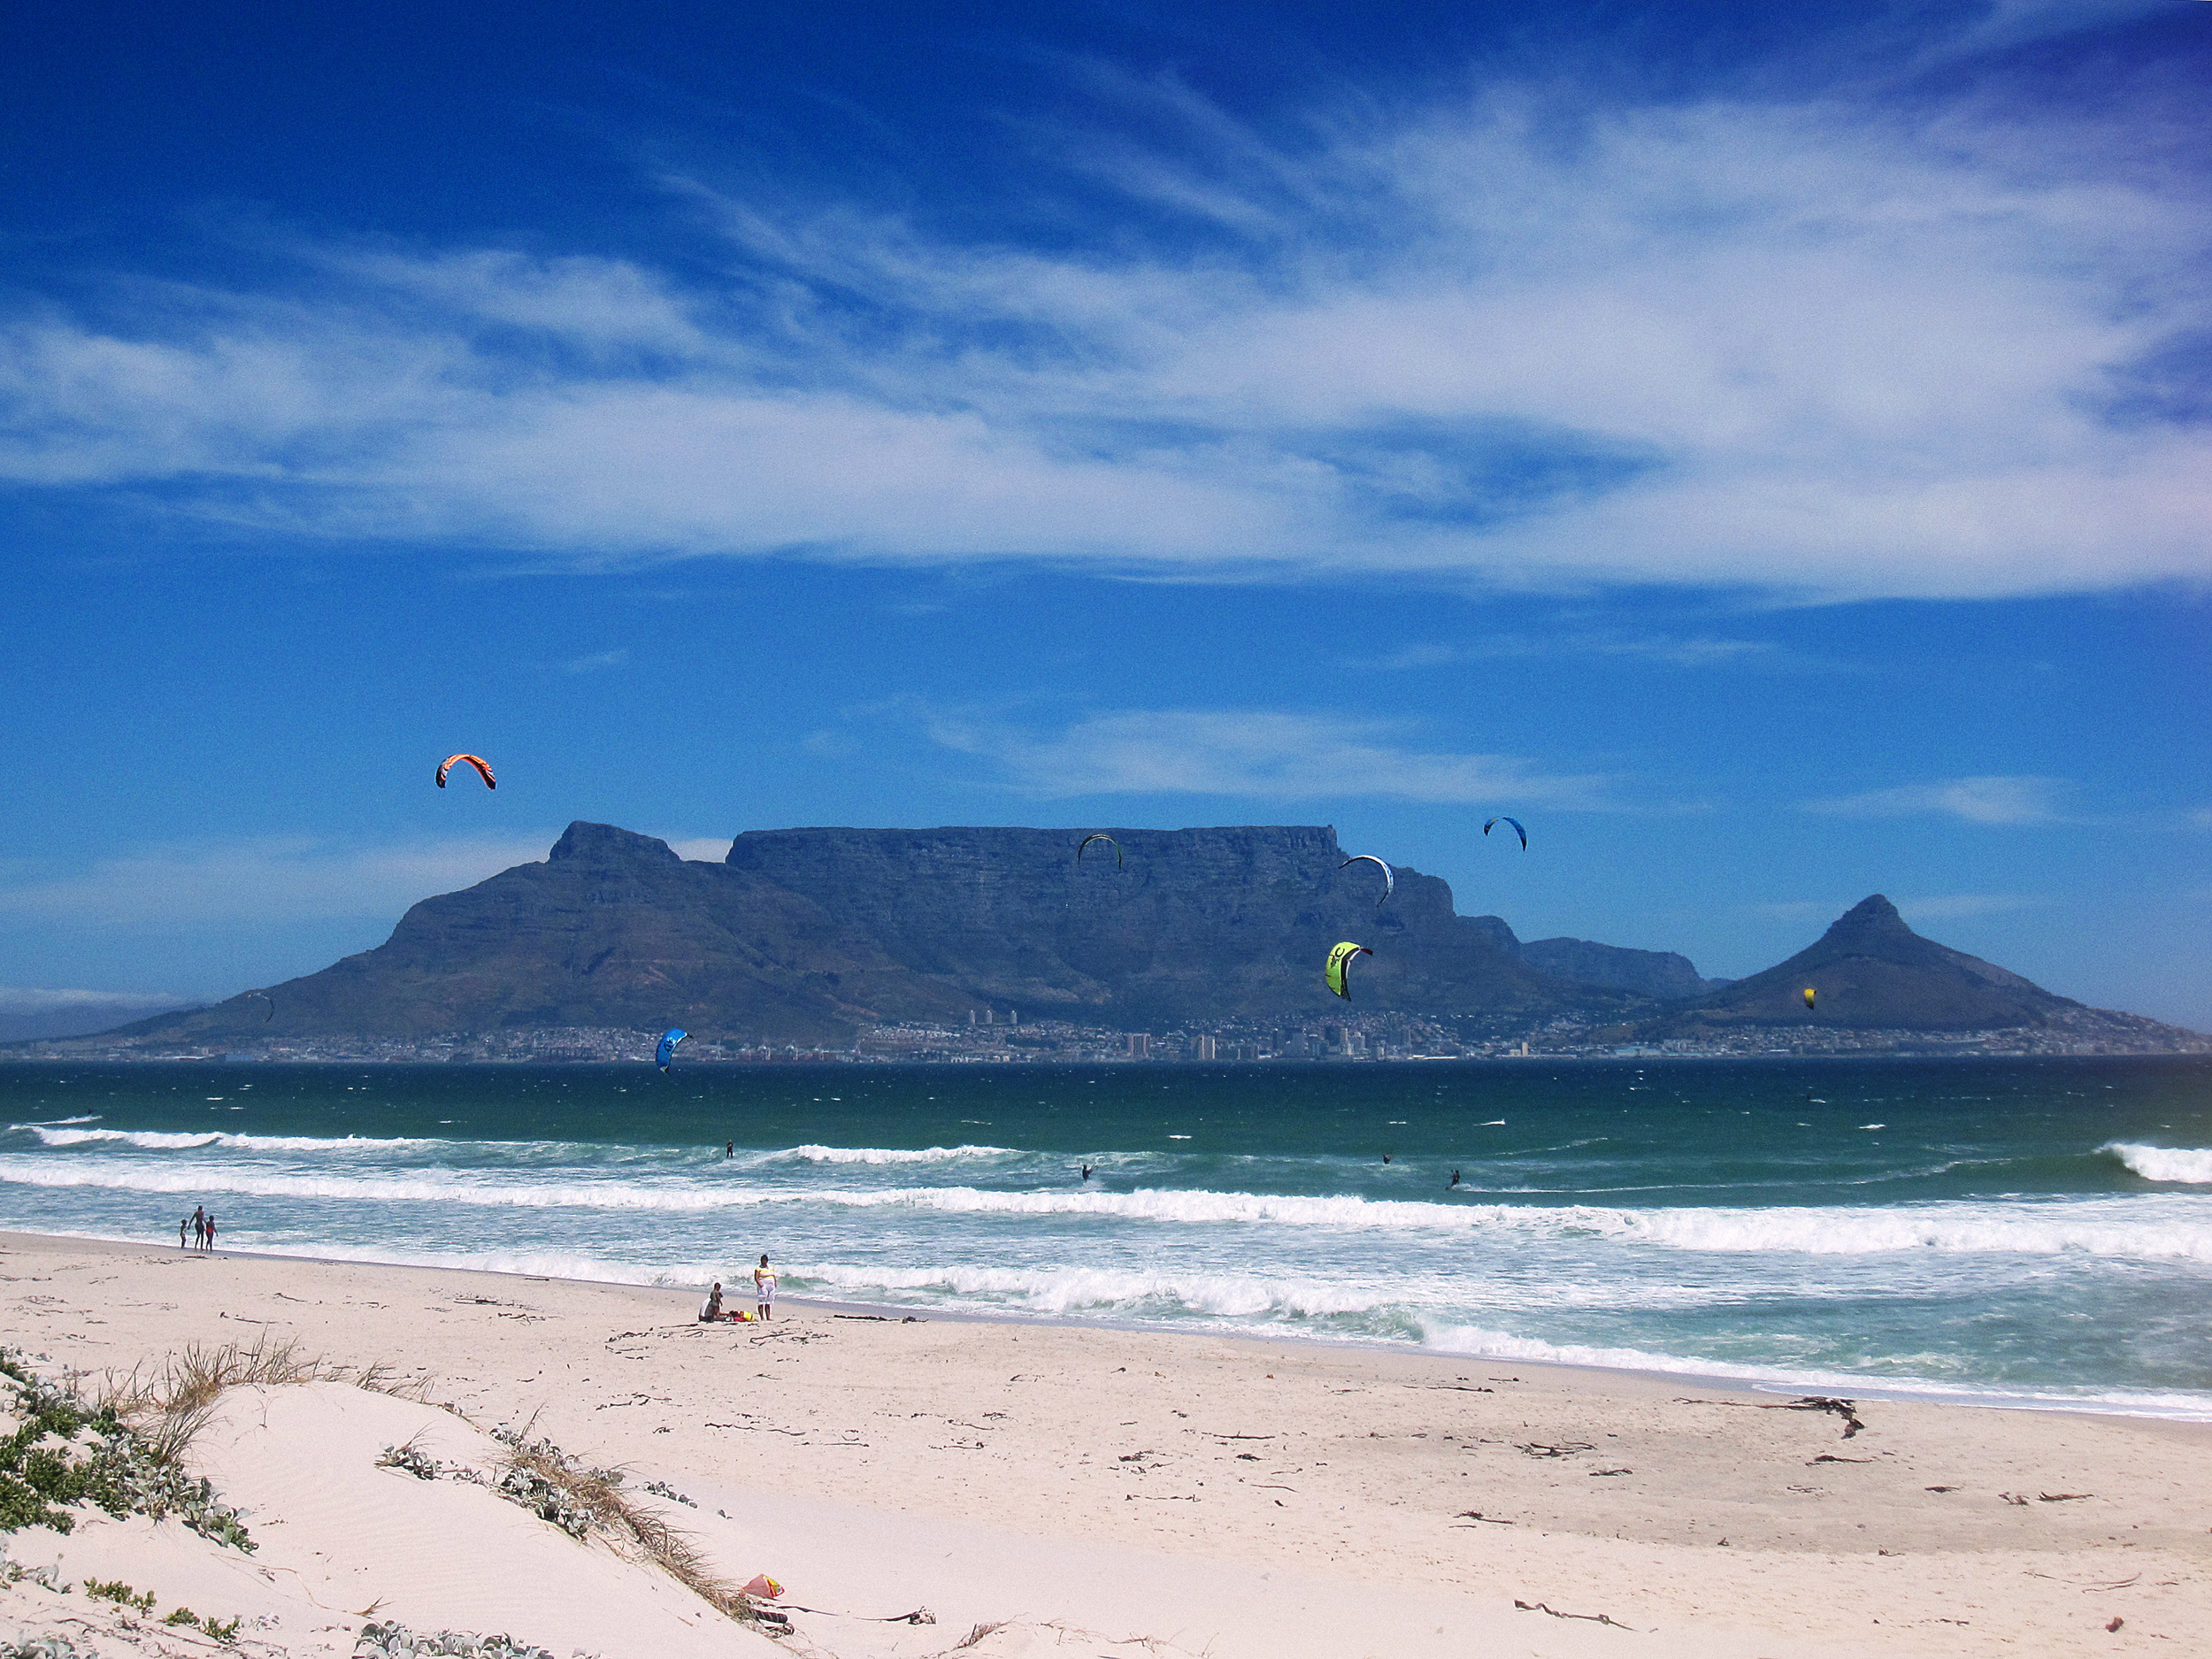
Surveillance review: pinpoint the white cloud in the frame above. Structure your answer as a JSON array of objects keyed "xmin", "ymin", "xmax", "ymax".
[
  {"xmin": 1893, "ymin": 893, "xmax": 2048, "ymax": 920},
  {"xmin": 0, "ymin": 986, "xmax": 188, "ymax": 1013},
  {"xmin": 925, "ymin": 708, "xmax": 1609, "ymax": 804},
  {"xmin": 0, "ymin": 46, "xmax": 2206, "ymax": 600},
  {"xmin": 0, "ymin": 834, "xmax": 550, "ymax": 929},
  {"xmin": 1800, "ymin": 775, "xmax": 2071, "ymax": 825},
  {"xmin": 1756, "ymin": 892, "xmax": 2045, "ymax": 925},
  {"xmin": 664, "ymin": 837, "xmax": 733, "ymax": 863},
  {"xmin": 559, "ymin": 649, "xmax": 628, "ymax": 673},
  {"xmin": 1347, "ymin": 633, "xmax": 1793, "ymax": 671}
]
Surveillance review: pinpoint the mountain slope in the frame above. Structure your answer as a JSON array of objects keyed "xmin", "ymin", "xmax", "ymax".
[
  {"xmin": 101, "ymin": 822, "xmax": 1631, "ymax": 1047},
  {"xmin": 1648, "ymin": 895, "xmax": 2094, "ymax": 1033}
]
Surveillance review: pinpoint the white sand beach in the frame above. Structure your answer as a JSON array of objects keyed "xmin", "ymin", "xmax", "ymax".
[{"xmin": 0, "ymin": 1231, "xmax": 2204, "ymax": 1658}]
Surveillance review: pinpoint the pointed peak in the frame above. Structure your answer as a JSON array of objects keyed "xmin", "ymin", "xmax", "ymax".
[
  {"xmin": 1824, "ymin": 894, "xmax": 1912, "ymax": 939},
  {"xmin": 549, "ymin": 822, "xmax": 680, "ymax": 865}
]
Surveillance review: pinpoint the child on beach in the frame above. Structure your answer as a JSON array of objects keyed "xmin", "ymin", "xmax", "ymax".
[
  {"xmin": 699, "ymin": 1282, "xmax": 724, "ymax": 1322},
  {"xmin": 204, "ymin": 1212, "xmax": 217, "ymax": 1252},
  {"xmin": 754, "ymin": 1255, "xmax": 776, "ymax": 1321},
  {"xmin": 179, "ymin": 1215, "xmax": 191, "ymax": 1249}
]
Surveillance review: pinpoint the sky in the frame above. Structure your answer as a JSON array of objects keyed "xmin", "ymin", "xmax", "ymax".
[{"xmin": 2, "ymin": 0, "xmax": 2208, "ymax": 1032}]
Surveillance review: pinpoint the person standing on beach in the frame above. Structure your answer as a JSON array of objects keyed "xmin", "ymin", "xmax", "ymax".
[
  {"xmin": 191, "ymin": 1206, "xmax": 206, "ymax": 1250},
  {"xmin": 753, "ymin": 1254, "xmax": 776, "ymax": 1320},
  {"xmin": 204, "ymin": 1211, "xmax": 217, "ymax": 1252},
  {"xmin": 178, "ymin": 1214, "xmax": 191, "ymax": 1249}
]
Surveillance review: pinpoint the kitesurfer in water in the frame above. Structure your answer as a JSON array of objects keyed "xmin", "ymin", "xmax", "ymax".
[
  {"xmin": 725, "ymin": 1141, "xmax": 733, "ymax": 1159},
  {"xmin": 1079, "ymin": 1164, "xmax": 1094, "ymax": 1181},
  {"xmin": 1448, "ymin": 1169, "xmax": 1461, "ymax": 1189}
]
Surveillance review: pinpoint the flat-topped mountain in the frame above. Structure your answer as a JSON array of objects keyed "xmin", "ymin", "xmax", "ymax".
[
  {"xmin": 104, "ymin": 822, "xmax": 1663, "ymax": 1047},
  {"xmin": 73, "ymin": 834, "xmax": 2198, "ymax": 1053}
]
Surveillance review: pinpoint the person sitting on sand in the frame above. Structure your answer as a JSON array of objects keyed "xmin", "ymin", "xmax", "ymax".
[
  {"xmin": 754, "ymin": 1255, "xmax": 776, "ymax": 1321},
  {"xmin": 700, "ymin": 1282, "xmax": 724, "ymax": 1322}
]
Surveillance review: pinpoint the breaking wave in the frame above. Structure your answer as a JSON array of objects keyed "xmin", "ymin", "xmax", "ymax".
[
  {"xmin": 800, "ymin": 1261, "xmax": 1391, "ymax": 1319},
  {"xmin": 765, "ymin": 1144, "xmax": 1018, "ymax": 1165},
  {"xmin": 2104, "ymin": 1143, "xmax": 2212, "ymax": 1184},
  {"xmin": 14, "ymin": 1125, "xmax": 445, "ymax": 1154},
  {"xmin": 5, "ymin": 1153, "xmax": 2208, "ymax": 1262}
]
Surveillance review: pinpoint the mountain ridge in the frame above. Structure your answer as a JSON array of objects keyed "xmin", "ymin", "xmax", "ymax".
[{"xmin": 50, "ymin": 826, "xmax": 2203, "ymax": 1054}]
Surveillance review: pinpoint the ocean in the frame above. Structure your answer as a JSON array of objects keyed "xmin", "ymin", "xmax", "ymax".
[{"xmin": 4, "ymin": 1056, "xmax": 2208, "ymax": 1415}]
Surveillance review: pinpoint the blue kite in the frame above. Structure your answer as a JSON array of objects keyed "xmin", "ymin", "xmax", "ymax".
[{"xmin": 656, "ymin": 1028, "xmax": 688, "ymax": 1072}]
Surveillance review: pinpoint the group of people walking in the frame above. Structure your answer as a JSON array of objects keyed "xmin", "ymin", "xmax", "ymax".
[
  {"xmin": 699, "ymin": 1254, "xmax": 776, "ymax": 1323},
  {"xmin": 178, "ymin": 1206, "xmax": 218, "ymax": 1251}
]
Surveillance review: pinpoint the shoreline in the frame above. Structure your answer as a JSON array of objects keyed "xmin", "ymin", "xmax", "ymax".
[
  {"xmin": 12, "ymin": 1222, "xmax": 2210, "ymax": 1427},
  {"xmin": 2, "ymin": 1226, "xmax": 2208, "ymax": 1655}
]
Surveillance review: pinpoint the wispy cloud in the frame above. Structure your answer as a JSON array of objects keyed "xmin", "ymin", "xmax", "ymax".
[
  {"xmin": 558, "ymin": 649, "xmax": 628, "ymax": 674},
  {"xmin": 924, "ymin": 708, "xmax": 1609, "ymax": 804},
  {"xmin": 1345, "ymin": 632, "xmax": 1796, "ymax": 672},
  {"xmin": 0, "ymin": 985, "xmax": 188, "ymax": 1013},
  {"xmin": 0, "ymin": 23, "xmax": 2204, "ymax": 601},
  {"xmin": 1893, "ymin": 893, "xmax": 2049, "ymax": 920},
  {"xmin": 1800, "ymin": 776, "xmax": 2072, "ymax": 826},
  {"xmin": 664, "ymin": 837, "xmax": 733, "ymax": 863},
  {"xmin": 0, "ymin": 834, "xmax": 550, "ymax": 928},
  {"xmin": 1756, "ymin": 892, "xmax": 2047, "ymax": 925}
]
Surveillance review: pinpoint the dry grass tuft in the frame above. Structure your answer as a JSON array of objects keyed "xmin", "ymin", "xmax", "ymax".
[
  {"xmin": 90, "ymin": 1335, "xmax": 422, "ymax": 1465},
  {"xmin": 495, "ymin": 1423, "xmax": 756, "ymax": 1626},
  {"xmin": 947, "ymin": 1622, "xmax": 1010, "ymax": 1651}
]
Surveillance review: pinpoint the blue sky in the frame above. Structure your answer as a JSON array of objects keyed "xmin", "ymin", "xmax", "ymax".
[{"xmin": 3, "ymin": 0, "xmax": 2208, "ymax": 1030}]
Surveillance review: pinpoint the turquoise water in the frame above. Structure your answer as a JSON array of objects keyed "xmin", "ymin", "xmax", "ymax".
[{"xmin": 4, "ymin": 1057, "xmax": 2209, "ymax": 1412}]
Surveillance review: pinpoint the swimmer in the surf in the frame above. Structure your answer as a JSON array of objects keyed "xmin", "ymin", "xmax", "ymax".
[
  {"xmin": 1079, "ymin": 1164, "xmax": 1093, "ymax": 1181},
  {"xmin": 1382, "ymin": 1153, "xmax": 1391, "ymax": 1164},
  {"xmin": 1448, "ymin": 1169, "xmax": 1461, "ymax": 1188}
]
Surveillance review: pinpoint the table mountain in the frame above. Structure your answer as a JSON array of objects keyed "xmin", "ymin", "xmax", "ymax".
[{"xmin": 103, "ymin": 821, "xmax": 1643, "ymax": 1047}]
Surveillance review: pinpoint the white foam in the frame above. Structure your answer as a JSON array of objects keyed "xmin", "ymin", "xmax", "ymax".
[
  {"xmin": 1591, "ymin": 1201, "xmax": 2212, "ymax": 1262},
  {"xmin": 2105, "ymin": 1142, "xmax": 2212, "ymax": 1184},
  {"xmin": 1418, "ymin": 1322, "xmax": 2212, "ymax": 1421},
  {"xmin": 18, "ymin": 1125, "xmax": 443, "ymax": 1153},
  {"xmin": 802, "ymin": 1261, "xmax": 1388, "ymax": 1319},
  {"xmin": 767, "ymin": 1144, "xmax": 1018, "ymax": 1165},
  {"xmin": 7, "ymin": 1153, "xmax": 2211, "ymax": 1263}
]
